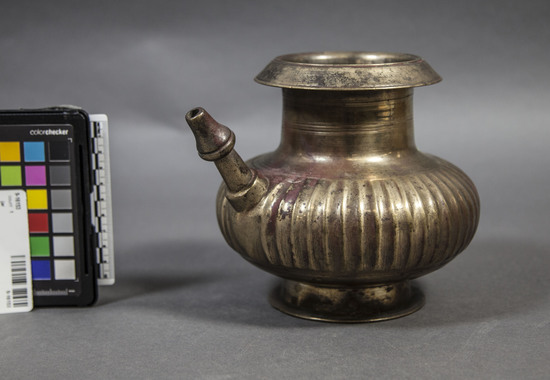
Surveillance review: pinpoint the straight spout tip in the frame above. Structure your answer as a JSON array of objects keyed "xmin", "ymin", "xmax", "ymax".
[
  {"xmin": 185, "ymin": 107, "xmax": 204, "ymax": 120},
  {"xmin": 185, "ymin": 107, "xmax": 235, "ymax": 161}
]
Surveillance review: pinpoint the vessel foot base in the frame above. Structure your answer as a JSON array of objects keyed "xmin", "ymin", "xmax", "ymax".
[{"xmin": 269, "ymin": 280, "xmax": 424, "ymax": 323}]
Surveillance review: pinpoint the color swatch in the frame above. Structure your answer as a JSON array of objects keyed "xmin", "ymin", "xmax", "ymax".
[{"xmin": 0, "ymin": 138, "xmax": 77, "ymax": 282}]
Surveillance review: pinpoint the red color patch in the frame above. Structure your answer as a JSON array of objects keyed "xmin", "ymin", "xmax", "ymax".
[{"xmin": 28, "ymin": 213, "xmax": 49, "ymax": 233}]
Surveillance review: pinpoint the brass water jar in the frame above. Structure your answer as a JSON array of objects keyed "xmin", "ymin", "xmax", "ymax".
[{"xmin": 186, "ymin": 52, "xmax": 480, "ymax": 322}]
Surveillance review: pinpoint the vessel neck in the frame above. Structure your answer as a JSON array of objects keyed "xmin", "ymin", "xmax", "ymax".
[{"xmin": 279, "ymin": 88, "xmax": 416, "ymax": 158}]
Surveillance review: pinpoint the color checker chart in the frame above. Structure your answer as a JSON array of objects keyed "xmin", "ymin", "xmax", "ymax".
[
  {"xmin": 0, "ymin": 109, "xmax": 99, "ymax": 306},
  {"xmin": 0, "ymin": 141, "xmax": 75, "ymax": 279}
]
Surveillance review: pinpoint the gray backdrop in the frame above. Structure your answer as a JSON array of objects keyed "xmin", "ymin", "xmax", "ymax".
[{"xmin": 1, "ymin": 1, "xmax": 549, "ymax": 379}]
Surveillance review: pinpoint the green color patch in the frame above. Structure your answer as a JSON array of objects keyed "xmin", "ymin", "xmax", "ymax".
[
  {"xmin": 30, "ymin": 236, "xmax": 50, "ymax": 257},
  {"xmin": 0, "ymin": 166, "xmax": 22, "ymax": 186}
]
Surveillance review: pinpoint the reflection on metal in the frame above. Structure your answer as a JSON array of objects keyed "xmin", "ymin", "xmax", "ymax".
[{"xmin": 185, "ymin": 52, "xmax": 479, "ymax": 322}]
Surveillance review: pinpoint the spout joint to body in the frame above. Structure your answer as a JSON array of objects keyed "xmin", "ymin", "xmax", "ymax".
[{"xmin": 185, "ymin": 107, "xmax": 268, "ymax": 212}]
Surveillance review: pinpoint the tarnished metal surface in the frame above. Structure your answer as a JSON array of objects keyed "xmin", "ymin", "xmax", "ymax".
[
  {"xmin": 269, "ymin": 280, "xmax": 425, "ymax": 323},
  {"xmin": 186, "ymin": 108, "xmax": 268, "ymax": 212},
  {"xmin": 254, "ymin": 52, "xmax": 442, "ymax": 90},
  {"xmin": 185, "ymin": 52, "xmax": 479, "ymax": 322}
]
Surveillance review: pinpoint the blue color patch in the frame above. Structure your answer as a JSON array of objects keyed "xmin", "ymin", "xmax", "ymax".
[
  {"xmin": 24, "ymin": 142, "xmax": 45, "ymax": 162},
  {"xmin": 32, "ymin": 260, "xmax": 51, "ymax": 280}
]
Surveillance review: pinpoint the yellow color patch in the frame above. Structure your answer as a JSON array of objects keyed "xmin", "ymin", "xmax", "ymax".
[
  {"xmin": 27, "ymin": 189, "xmax": 48, "ymax": 210},
  {"xmin": 0, "ymin": 142, "xmax": 21, "ymax": 162}
]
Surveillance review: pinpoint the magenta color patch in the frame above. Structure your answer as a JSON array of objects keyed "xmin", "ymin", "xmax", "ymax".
[{"xmin": 25, "ymin": 166, "xmax": 47, "ymax": 186}]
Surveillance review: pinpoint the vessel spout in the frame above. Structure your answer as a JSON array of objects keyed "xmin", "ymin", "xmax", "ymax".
[{"xmin": 185, "ymin": 107, "xmax": 268, "ymax": 211}]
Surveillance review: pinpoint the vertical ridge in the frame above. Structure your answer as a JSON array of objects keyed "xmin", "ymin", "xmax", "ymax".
[
  {"xmin": 364, "ymin": 180, "xmax": 378, "ymax": 270},
  {"xmin": 386, "ymin": 179, "xmax": 408, "ymax": 270},
  {"xmin": 306, "ymin": 179, "xmax": 324, "ymax": 271},
  {"xmin": 422, "ymin": 173, "xmax": 450, "ymax": 265},
  {"xmin": 323, "ymin": 180, "xmax": 340, "ymax": 271},
  {"xmin": 342, "ymin": 180, "xmax": 361, "ymax": 272},
  {"xmin": 438, "ymin": 168, "xmax": 476, "ymax": 254},
  {"xmin": 267, "ymin": 181, "xmax": 292, "ymax": 266},
  {"xmin": 414, "ymin": 174, "xmax": 439, "ymax": 267},
  {"xmin": 427, "ymin": 172, "xmax": 459, "ymax": 263},
  {"xmin": 309, "ymin": 179, "xmax": 328, "ymax": 271},
  {"xmin": 436, "ymin": 171, "xmax": 466, "ymax": 261},
  {"xmin": 445, "ymin": 164, "xmax": 480, "ymax": 236},
  {"xmin": 374, "ymin": 181, "xmax": 396, "ymax": 270},
  {"xmin": 357, "ymin": 180, "xmax": 367, "ymax": 272},
  {"xmin": 275, "ymin": 181, "xmax": 299, "ymax": 267},
  {"xmin": 289, "ymin": 179, "xmax": 311, "ymax": 269},
  {"xmin": 402, "ymin": 177, "xmax": 426, "ymax": 269}
]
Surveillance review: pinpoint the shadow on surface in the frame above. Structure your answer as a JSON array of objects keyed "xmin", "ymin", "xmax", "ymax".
[
  {"xmin": 96, "ymin": 239, "xmax": 224, "ymax": 307},
  {"xmin": 96, "ymin": 239, "xmax": 317, "ymax": 328},
  {"xmin": 97, "ymin": 237, "xmax": 549, "ymax": 328},
  {"xmin": 388, "ymin": 237, "xmax": 550, "ymax": 328}
]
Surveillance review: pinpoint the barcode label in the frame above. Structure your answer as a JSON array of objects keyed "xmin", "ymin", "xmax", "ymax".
[
  {"xmin": 10, "ymin": 255, "xmax": 29, "ymax": 307},
  {"xmin": 0, "ymin": 190, "xmax": 33, "ymax": 313}
]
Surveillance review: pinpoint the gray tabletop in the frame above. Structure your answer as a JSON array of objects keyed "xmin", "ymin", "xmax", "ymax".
[{"xmin": 1, "ymin": 1, "xmax": 549, "ymax": 379}]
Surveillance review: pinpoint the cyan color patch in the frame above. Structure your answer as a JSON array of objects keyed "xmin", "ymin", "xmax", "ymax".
[{"xmin": 23, "ymin": 142, "xmax": 45, "ymax": 162}]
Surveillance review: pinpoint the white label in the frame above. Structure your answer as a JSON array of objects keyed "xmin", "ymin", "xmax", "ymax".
[{"xmin": 0, "ymin": 190, "xmax": 33, "ymax": 313}]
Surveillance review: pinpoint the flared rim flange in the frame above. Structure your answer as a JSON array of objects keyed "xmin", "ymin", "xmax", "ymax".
[{"xmin": 255, "ymin": 51, "xmax": 442, "ymax": 90}]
